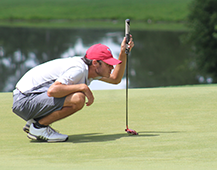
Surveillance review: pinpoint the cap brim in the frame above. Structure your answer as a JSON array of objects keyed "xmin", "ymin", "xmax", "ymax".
[{"xmin": 102, "ymin": 58, "xmax": 122, "ymax": 65}]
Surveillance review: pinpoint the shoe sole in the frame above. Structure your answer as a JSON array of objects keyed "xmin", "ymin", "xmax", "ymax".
[
  {"xmin": 27, "ymin": 133, "xmax": 68, "ymax": 143},
  {"xmin": 27, "ymin": 133, "xmax": 38, "ymax": 140},
  {"xmin": 23, "ymin": 126, "xmax": 30, "ymax": 133},
  {"xmin": 23, "ymin": 120, "xmax": 36, "ymax": 134}
]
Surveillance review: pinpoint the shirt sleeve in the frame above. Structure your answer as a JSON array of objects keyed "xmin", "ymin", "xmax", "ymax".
[{"xmin": 56, "ymin": 67, "xmax": 85, "ymax": 85}]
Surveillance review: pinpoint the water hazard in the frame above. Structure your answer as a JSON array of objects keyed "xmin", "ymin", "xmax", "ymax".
[{"xmin": 0, "ymin": 27, "xmax": 211, "ymax": 92}]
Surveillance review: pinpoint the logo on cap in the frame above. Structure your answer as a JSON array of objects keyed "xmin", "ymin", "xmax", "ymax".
[{"xmin": 107, "ymin": 48, "xmax": 112, "ymax": 54}]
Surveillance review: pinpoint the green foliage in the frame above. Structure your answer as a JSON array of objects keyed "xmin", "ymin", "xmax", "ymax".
[{"xmin": 187, "ymin": 0, "xmax": 217, "ymax": 79}]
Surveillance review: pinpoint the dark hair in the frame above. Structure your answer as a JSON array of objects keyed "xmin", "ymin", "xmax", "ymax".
[
  {"xmin": 81, "ymin": 55, "xmax": 92, "ymax": 66},
  {"xmin": 82, "ymin": 55, "xmax": 101, "ymax": 66}
]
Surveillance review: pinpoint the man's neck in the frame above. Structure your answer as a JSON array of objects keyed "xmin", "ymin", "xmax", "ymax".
[{"xmin": 88, "ymin": 65, "xmax": 98, "ymax": 79}]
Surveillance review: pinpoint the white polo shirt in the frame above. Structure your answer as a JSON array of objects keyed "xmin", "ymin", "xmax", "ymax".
[{"xmin": 16, "ymin": 57, "xmax": 96, "ymax": 94}]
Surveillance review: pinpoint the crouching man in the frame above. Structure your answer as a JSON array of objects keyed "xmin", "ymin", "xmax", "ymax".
[{"xmin": 12, "ymin": 36, "xmax": 134, "ymax": 142}]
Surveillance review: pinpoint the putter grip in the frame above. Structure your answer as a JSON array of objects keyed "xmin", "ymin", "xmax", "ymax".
[{"xmin": 125, "ymin": 19, "xmax": 130, "ymax": 54}]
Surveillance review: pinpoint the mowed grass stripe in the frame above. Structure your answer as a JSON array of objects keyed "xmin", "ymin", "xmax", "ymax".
[
  {"xmin": 0, "ymin": 85, "xmax": 217, "ymax": 170},
  {"xmin": 0, "ymin": 0, "xmax": 192, "ymax": 21}
]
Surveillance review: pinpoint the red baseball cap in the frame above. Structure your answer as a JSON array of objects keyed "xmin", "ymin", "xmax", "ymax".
[{"xmin": 85, "ymin": 43, "xmax": 122, "ymax": 65}]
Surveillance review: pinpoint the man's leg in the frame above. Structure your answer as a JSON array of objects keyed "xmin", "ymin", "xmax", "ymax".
[
  {"xmin": 27, "ymin": 92, "xmax": 85, "ymax": 142},
  {"xmin": 38, "ymin": 92, "xmax": 85, "ymax": 126}
]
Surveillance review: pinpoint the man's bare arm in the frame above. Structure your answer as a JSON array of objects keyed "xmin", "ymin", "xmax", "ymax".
[
  {"xmin": 100, "ymin": 36, "xmax": 134, "ymax": 84},
  {"xmin": 47, "ymin": 81, "xmax": 94, "ymax": 106}
]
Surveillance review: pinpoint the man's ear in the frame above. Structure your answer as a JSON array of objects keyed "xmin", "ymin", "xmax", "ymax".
[{"xmin": 92, "ymin": 59, "xmax": 98, "ymax": 66}]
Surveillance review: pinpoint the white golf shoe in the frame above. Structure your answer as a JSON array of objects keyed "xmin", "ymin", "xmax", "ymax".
[
  {"xmin": 27, "ymin": 124, "xmax": 68, "ymax": 142},
  {"xmin": 23, "ymin": 119, "xmax": 36, "ymax": 133}
]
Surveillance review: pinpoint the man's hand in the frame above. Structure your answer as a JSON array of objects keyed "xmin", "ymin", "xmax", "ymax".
[
  {"xmin": 120, "ymin": 35, "xmax": 134, "ymax": 54},
  {"xmin": 82, "ymin": 84, "xmax": 94, "ymax": 106}
]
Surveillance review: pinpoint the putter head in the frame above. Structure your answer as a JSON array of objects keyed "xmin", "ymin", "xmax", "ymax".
[{"xmin": 125, "ymin": 128, "xmax": 138, "ymax": 135}]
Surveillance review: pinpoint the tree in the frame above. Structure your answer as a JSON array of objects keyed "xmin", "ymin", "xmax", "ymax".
[{"xmin": 187, "ymin": 0, "xmax": 217, "ymax": 80}]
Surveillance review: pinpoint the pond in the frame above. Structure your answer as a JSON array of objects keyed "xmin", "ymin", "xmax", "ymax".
[{"xmin": 0, "ymin": 27, "xmax": 210, "ymax": 92}]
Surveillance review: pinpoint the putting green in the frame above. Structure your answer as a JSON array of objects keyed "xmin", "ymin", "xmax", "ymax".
[{"xmin": 0, "ymin": 85, "xmax": 217, "ymax": 170}]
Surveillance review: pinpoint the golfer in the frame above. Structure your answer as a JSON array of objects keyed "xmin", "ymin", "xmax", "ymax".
[{"xmin": 12, "ymin": 36, "xmax": 134, "ymax": 142}]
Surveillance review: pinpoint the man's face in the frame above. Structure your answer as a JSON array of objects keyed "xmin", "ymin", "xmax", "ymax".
[{"xmin": 95, "ymin": 61, "xmax": 114, "ymax": 78}]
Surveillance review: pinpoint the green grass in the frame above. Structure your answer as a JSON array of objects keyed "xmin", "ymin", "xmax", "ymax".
[
  {"xmin": 1, "ymin": 85, "xmax": 217, "ymax": 170},
  {"xmin": 0, "ymin": 0, "xmax": 192, "ymax": 30}
]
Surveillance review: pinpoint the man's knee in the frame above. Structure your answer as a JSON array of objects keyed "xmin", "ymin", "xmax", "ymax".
[
  {"xmin": 73, "ymin": 92, "xmax": 85, "ymax": 110},
  {"xmin": 64, "ymin": 92, "xmax": 85, "ymax": 111}
]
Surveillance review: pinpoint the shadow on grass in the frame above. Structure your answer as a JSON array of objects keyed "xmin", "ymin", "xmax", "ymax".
[
  {"xmin": 29, "ymin": 131, "xmax": 181, "ymax": 143},
  {"xmin": 139, "ymin": 131, "xmax": 182, "ymax": 134},
  {"xmin": 67, "ymin": 132, "xmax": 159, "ymax": 143}
]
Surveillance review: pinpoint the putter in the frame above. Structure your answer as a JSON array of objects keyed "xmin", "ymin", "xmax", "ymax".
[{"xmin": 125, "ymin": 19, "xmax": 138, "ymax": 135}]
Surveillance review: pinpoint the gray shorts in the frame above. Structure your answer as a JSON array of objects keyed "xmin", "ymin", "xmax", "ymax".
[{"xmin": 12, "ymin": 89, "xmax": 66, "ymax": 121}]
